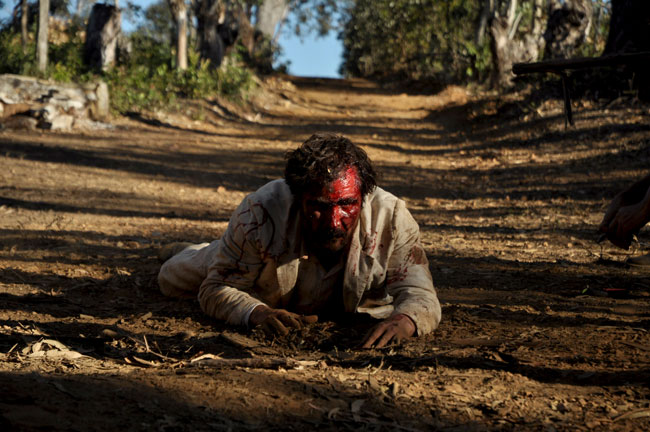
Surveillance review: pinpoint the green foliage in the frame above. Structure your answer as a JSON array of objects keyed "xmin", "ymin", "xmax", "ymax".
[
  {"xmin": 290, "ymin": 0, "xmax": 342, "ymax": 38},
  {"xmin": 340, "ymin": 0, "xmax": 611, "ymax": 85},
  {"xmin": 0, "ymin": 24, "xmax": 88, "ymax": 80},
  {"xmin": 105, "ymin": 34, "xmax": 254, "ymax": 113},
  {"xmin": 216, "ymin": 52, "xmax": 256, "ymax": 98},
  {"xmin": 340, "ymin": 0, "xmax": 489, "ymax": 83},
  {"xmin": 0, "ymin": 21, "xmax": 254, "ymax": 115},
  {"xmin": 0, "ymin": 30, "xmax": 35, "ymax": 75},
  {"xmin": 46, "ymin": 31, "xmax": 88, "ymax": 82},
  {"xmin": 576, "ymin": 0, "xmax": 611, "ymax": 58},
  {"xmin": 132, "ymin": 0, "xmax": 174, "ymax": 46}
]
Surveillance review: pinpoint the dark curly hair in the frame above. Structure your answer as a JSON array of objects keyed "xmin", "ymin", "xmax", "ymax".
[{"xmin": 284, "ymin": 133, "xmax": 377, "ymax": 199}]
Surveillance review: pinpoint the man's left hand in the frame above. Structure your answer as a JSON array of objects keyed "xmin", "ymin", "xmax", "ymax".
[{"xmin": 361, "ymin": 314, "xmax": 416, "ymax": 349}]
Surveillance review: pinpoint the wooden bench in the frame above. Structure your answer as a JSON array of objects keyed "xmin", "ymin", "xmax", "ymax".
[{"xmin": 512, "ymin": 52, "xmax": 650, "ymax": 126}]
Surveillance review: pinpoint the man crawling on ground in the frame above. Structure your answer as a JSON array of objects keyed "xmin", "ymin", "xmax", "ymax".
[{"xmin": 158, "ymin": 133, "xmax": 441, "ymax": 348}]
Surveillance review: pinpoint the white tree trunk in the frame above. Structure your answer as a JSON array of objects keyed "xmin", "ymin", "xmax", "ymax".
[
  {"xmin": 177, "ymin": 12, "xmax": 188, "ymax": 70},
  {"xmin": 21, "ymin": 0, "xmax": 28, "ymax": 53},
  {"xmin": 531, "ymin": 0, "xmax": 546, "ymax": 37},
  {"xmin": 255, "ymin": 0, "xmax": 290, "ymax": 39},
  {"xmin": 490, "ymin": 0, "xmax": 547, "ymax": 87},
  {"xmin": 75, "ymin": 0, "xmax": 96, "ymax": 17},
  {"xmin": 37, "ymin": 0, "xmax": 49, "ymax": 73},
  {"xmin": 75, "ymin": 0, "xmax": 84, "ymax": 16},
  {"xmin": 506, "ymin": 0, "xmax": 518, "ymax": 29},
  {"xmin": 168, "ymin": 0, "xmax": 189, "ymax": 70}
]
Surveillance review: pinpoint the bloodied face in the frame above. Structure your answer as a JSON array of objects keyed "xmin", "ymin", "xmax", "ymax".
[{"xmin": 301, "ymin": 166, "xmax": 363, "ymax": 255}]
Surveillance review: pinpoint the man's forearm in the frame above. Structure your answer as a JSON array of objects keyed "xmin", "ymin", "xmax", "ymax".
[
  {"xmin": 640, "ymin": 184, "xmax": 650, "ymax": 224},
  {"xmin": 198, "ymin": 281, "xmax": 265, "ymax": 326},
  {"xmin": 620, "ymin": 173, "xmax": 650, "ymax": 204}
]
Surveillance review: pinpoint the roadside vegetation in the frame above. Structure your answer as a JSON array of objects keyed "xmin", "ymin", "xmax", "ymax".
[
  {"xmin": 0, "ymin": 0, "xmax": 647, "ymax": 114},
  {"xmin": 0, "ymin": 6, "xmax": 255, "ymax": 114}
]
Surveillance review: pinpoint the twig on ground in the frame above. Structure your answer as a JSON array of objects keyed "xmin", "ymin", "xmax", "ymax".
[
  {"xmin": 123, "ymin": 333, "xmax": 179, "ymax": 363},
  {"xmin": 187, "ymin": 354, "xmax": 319, "ymax": 370},
  {"xmin": 143, "ymin": 334, "xmax": 150, "ymax": 352},
  {"xmin": 613, "ymin": 408, "xmax": 650, "ymax": 422}
]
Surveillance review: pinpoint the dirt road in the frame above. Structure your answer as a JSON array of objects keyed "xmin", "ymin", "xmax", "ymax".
[{"xmin": 1, "ymin": 76, "xmax": 649, "ymax": 431}]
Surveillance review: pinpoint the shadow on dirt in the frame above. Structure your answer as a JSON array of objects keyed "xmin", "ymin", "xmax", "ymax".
[
  {"xmin": 0, "ymin": 137, "xmax": 282, "ymax": 194},
  {"xmin": 288, "ymin": 75, "xmax": 447, "ymax": 97},
  {"xmin": 0, "ymin": 371, "xmax": 246, "ymax": 431},
  {"xmin": 125, "ymin": 111, "xmax": 215, "ymax": 135},
  {"xmin": 0, "ymin": 367, "xmax": 497, "ymax": 431}
]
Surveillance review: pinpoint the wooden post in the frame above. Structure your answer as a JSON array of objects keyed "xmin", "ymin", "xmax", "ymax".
[{"xmin": 560, "ymin": 72, "xmax": 573, "ymax": 127}]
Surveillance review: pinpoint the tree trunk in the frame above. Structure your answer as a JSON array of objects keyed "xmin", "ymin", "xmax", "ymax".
[
  {"xmin": 194, "ymin": 0, "xmax": 226, "ymax": 68},
  {"xmin": 543, "ymin": 0, "xmax": 593, "ymax": 59},
  {"xmin": 604, "ymin": 0, "xmax": 650, "ymax": 99},
  {"xmin": 75, "ymin": 0, "xmax": 96, "ymax": 17},
  {"xmin": 75, "ymin": 0, "xmax": 84, "ymax": 16},
  {"xmin": 188, "ymin": 5, "xmax": 197, "ymax": 48},
  {"xmin": 177, "ymin": 12, "xmax": 188, "ymax": 70},
  {"xmin": 194, "ymin": 0, "xmax": 242, "ymax": 69},
  {"xmin": 476, "ymin": 0, "xmax": 495, "ymax": 45},
  {"xmin": 37, "ymin": 0, "xmax": 49, "ymax": 73},
  {"xmin": 234, "ymin": 2, "xmax": 259, "ymax": 55},
  {"xmin": 84, "ymin": 4, "xmax": 121, "ymax": 71},
  {"xmin": 21, "ymin": 0, "xmax": 28, "ymax": 54},
  {"xmin": 604, "ymin": 0, "xmax": 650, "ymax": 54},
  {"xmin": 530, "ymin": 0, "xmax": 546, "ymax": 36},
  {"xmin": 489, "ymin": 0, "xmax": 546, "ymax": 87},
  {"xmin": 168, "ymin": 0, "xmax": 189, "ymax": 70},
  {"xmin": 247, "ymin": 0, "xmax": 288, "ymax": 72},
  {"xmin": 255, "ymin": 0, "xmax": 289, "ymax": 40}
]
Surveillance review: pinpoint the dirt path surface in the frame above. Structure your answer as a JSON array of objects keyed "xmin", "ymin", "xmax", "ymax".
[{"xmin": 1, "ymin": 76, "xmax": 649, "ymax": 431}]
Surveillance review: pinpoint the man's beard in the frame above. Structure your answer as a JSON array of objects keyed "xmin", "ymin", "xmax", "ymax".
[{"xmin": 314, "ymin": 228, "xmax": 348, "ymax": 252}]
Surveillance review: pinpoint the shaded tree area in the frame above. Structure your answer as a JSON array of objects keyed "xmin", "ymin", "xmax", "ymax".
[
  {"xmin": 1, "ymin": 0, "xmax": 648, "ymax": 102},
  {"xmin": 124, "ymin": 0, "xmax": 336, "ymax": 73},
  {"xmin": 340, "ymin": 0, "xmax": 487, "ymax": 83},
  {"xmin": 0, "ymin": 0, "xmax": 257, "ymax": 113},
  {"xmin": 339, "ymin": 0, "xmax": 617, "ymax": 90},
  {"xmin": 604, "ymin": 0, "xmax": 650, "ymax": 54},
  {"xmin": 167, "ymin": 0, "xmax": 188, "ymax": 70},
  {"xmin": 603, "ymin": 0, "xmax": 650, "ymax": 99},
  {"xmin": 543, "ymin": 0, "xmax": 593, "ymax": 60}
]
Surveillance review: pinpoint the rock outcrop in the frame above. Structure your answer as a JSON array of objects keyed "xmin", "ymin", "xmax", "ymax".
[{"xmin": 0, "ymin": 74, "xmax": 110, "ymax": 131}]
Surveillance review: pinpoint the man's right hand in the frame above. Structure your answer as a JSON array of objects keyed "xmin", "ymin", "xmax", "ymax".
[
  {"xmin": 599, "ymin": 194, "xmax": 625, "ymax": 236},
  {"xmin": 599, "ymin": 175, "xmax": 650, "ymax": 249},
  {"xmin": 599, "ymin": 195, "xmax": 648, "ymax": 249},
  {"xmin": 249, "ymin": 305, "xmax": 318, "ymax": 337}
]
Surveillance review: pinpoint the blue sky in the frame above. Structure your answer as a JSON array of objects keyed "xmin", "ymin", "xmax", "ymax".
[
  {"xmin": 0, "ymin": 0, "xmax": 343, "ymax": 78},
  {"xmin": 276, "ymin": 29, "xmax": 342, "ymax": 78}
]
